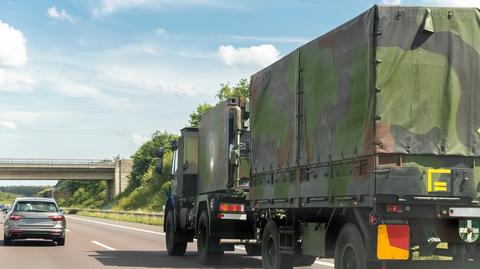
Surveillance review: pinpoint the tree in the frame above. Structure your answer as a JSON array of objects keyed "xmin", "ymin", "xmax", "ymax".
[
  {"xmin": 216, "ymin": 78, "xmax": 249, "ymax": 101},
  {"xmin": 188, "ymin": 103, "xmax": 213, "ymax": 127},
  {"xmin": 123, "ymin": 131, "xmax": 178, "ymax": 194},
  {"xmin": 188, "ymin": 79, "xmax": 249, "ymax": 127}
]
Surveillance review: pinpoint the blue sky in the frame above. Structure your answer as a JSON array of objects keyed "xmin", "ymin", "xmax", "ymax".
[{"xmin": 0, "ymin": 0, "xmax": 477, "ymax": 185}]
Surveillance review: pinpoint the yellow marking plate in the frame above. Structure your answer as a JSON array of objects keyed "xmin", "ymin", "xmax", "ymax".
[{"xmin": 427, "ymin": 169, "xmax": 451, "ymax": 192}]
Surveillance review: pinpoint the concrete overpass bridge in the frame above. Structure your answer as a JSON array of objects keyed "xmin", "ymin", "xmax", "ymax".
[{"xmin": 0, "ymin": 158, "xmax": 133, "ymax": 200}]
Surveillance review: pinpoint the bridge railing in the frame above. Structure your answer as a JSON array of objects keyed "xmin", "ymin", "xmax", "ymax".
[{"xmin": 0, "ymin": 158, "xmax": 116, "ymax": 167}]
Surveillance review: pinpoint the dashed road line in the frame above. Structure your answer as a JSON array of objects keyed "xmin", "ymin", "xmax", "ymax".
[
  {"xmin": 91, "ymin": 240, "xmax": 116, "ymax": 251},
  {"xmin": 65, "ymin": 229, "xmax": 71, "ymax": 232}
]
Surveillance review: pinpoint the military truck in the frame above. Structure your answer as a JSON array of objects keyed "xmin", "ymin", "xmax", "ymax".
[
  {"xmin": 249, "ymin": 5, "xmax": 480, "ymax": 269},
  {"xmin": 159, "ymin": 5, "xmax": 480, "ymax": 269},
  {"xmin": 156, "ymin": 98, "xmax": 258, "ymax": 265}
]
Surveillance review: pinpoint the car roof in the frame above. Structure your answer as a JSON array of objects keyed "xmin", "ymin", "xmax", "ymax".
[{"xmin": 14, "ymin": 197, "xmax": 57, "ymax": 203}]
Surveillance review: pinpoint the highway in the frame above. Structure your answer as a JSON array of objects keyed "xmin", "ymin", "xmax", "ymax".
[{"xmin": 0, "ymin": 214, "xmax": 335, "ymax": 269}]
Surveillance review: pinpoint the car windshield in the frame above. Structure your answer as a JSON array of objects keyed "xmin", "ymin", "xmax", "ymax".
[{"xmin": 14, "ymin": 201, "xmax": 58, "ymax": 212}]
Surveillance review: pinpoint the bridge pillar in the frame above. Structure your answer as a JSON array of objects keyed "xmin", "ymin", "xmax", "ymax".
[{"xmin": 111, "ymin": 159, "xmax": 133, "ymax": 198}]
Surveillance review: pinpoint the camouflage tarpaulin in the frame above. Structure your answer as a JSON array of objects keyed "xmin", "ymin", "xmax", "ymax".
[
  {"xmin": 376, "ymin": 6, "xmax": 480, "ymax": 156},
  {"xmin": 198, "ymin": 102, "xmax": 230, "ymax": 194},
  {"xmin": 250, "ymin": 5, "xmax": 480, "ymax": 206},
  {"xmin": 250, "ymin": 7, "xmax": 375, "ymax": 173}
]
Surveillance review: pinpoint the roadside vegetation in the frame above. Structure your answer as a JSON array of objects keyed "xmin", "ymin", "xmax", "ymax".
[
  {"xmin": 76, "ymin": 211, "xmax": 163, "ymax": 226},
  {"xmin": 0, "ymin": 191, "xmax": 18, "ymax": 205},
  {"xmin": 59, "ymin": 79, "xmax": 249, "ymax": 224}
]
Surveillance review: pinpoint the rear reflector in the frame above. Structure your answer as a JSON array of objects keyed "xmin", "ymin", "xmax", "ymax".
[
  {"xmin": 8, "ymin": 215, "xmax": 24, "ymax": 221},
  {"xmin": 48, "ymin": 215, "xmax": 65, "ymax": 221},
  {"xmin": 377, "ymin": 224, "xmax": 410, "ymax": 260},
  {"xmin": 386, "ymin": 204, "xmax": 405, "ymax": 213},
  {"xmin": 219, "ymin": 203, "xmax": 244, "ymax": 213}
]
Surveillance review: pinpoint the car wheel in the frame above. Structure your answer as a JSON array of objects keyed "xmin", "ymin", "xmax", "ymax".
[
  {"xmin": 3, "ymin": 234, "xmax": 11, "ymax": 246},
  {"xmin": 165, "ymin": 210, "xmax": 187, "ymax": 256},
  {"xmin": 56, "ymin": 237, "xmax": 65, "ymax": 246},
  {"xmin": 197, "ymin": 211, "xmax": 223, "ymax": 265},
  {"xmin": 245, "ymin": 244, "xmax": 262, "ymax": 256},
  {"xmin": 261, "ymin": 220, "xmax": 293, "ymax": 269},
  {"xmin": 334, "ymin": 223, "xmax": 367, "ymax": 269}
]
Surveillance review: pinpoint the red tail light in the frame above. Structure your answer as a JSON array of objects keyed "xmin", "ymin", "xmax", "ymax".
[
  {"xmin": 48, "ymin": 215, "xmax": 65, "ymax": 221},
  {"xmin": 386, "ymin": 204, "xmax": 405, "ymax": 213},
  {"xmin": 8, "ymin": 215, "xmax": 24, "ymax": 221},
  {"xmin": 219, "ymin": 203, "xmax": 244, "ymax": 213}
]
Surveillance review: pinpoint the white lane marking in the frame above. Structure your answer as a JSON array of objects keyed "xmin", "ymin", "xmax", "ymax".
[
  {"xmin": 315, "ymin": 260, "xmax": 335, "ymax": 267},
  {"xmin": 69, "ymin": 216, "xmax": 335, "ymax": 267},
  {"xmin": 91, "ymin": 240, "xmax": 116, "ymax": 251},
  {"xmin": 65, "ymin": 229, "xmax": 71, "ymax": 232},
  {"xmin": 67, "ymin": 216, "xmax": 165, "ymax": 236}
]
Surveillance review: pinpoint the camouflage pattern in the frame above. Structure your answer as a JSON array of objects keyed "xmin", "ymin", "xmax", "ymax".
[
  {"xmin": 197, "ymin": 102, "xmax": 231, "ymax": 194},
  {"xmin": 249, "ymin": 6, "xmax": 480, "ymax": 208}
]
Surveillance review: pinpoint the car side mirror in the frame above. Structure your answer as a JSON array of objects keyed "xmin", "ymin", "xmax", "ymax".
[{"xmin": 59, "ymin": 209, "xmax": 65, "ymax": 215}]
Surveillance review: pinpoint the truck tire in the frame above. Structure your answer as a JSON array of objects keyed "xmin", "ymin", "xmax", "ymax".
[
  {"xmin": 292, "ymin": 255, "xmax": 316, "ymax": 267},
  {"xmin": 334, "ymin": 223, "xmax": 367, "ymax": 269},
  {"xmin": 261, "ymin": 220, "xmax": 293, "ymax": 269},
  {"xmin": 165, "ymin": 210, "xmax": 187, "ymax": 256},
  {"xmin": 245, "ymin": 244, "xmax": 262, "ymax": 256},
  {"xmin": 197, "ymin": 211, "xmax": 223, "ymax": 265}
]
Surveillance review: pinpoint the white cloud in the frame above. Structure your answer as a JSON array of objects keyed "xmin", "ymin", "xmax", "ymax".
[
  {"xmin": 381, "ymin": 0, "xmax": 402, "ymax": 5},
  {"xmin": 422, "ymin": 0, "xmax": 479, "ymax": 7},
  {"xmin": 155, "ymin": 28, "xmax": 168, "ymax": 39},
  {"xmin": 47, "ymin": 7, "xmax": 73, "ymax": 22},
  {"xmin": 93, "ymin": 0, "xmax": 238, "ymax": 16},
  {"xmin": 48, "ymin": 78, "xmax": 128, "ymax": 107},
  {"xmin": 218, "ymin": 44, "xmax": 280, "ymax": 68},
  {"xmin": 0, "ymin": 110, "xmax": 41, "ymax": 123},
  {"xmin": 0, "ymin": 21, "xmax": 27, "ymax": 67},
  {"xmin": 0, "ymin": 121, "xmax": 17, "ymax": 130},
  {"xmin": 131, "ymin": 134, "xmax": 150, "ymax": 145},
  {"xmin": 0, "ymin": 69, "xmax": 37, "ymax": 92},
  {"xmin": 225, "ymin": 35, "xmax": 309, "ymax": 44}
]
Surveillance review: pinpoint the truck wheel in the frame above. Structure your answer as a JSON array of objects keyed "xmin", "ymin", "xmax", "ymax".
[
  {"xmin": 245, "ymin": 244, "xmax": 262, "ymax": 256},
  {"xmin": 165, "ymin": 210, "xmax": 187, "ymax": 256},
  {"xmin": 292, "ymin": 255, "xmax": 316, "ymax": 267},
  {"xmin": 335, "ymin": 223, "xmax": 367, "ymax": 269},
  {"xmin": 197, "ymin": 211, "xmax": 223, "ymax": 265},
  {"xmin": 261, "ymin": 220, "xmax": 293, "ymax": 269}
]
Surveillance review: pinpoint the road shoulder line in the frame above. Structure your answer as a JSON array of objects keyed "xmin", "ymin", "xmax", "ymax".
[{"xmin": 67, "ymin": 215, "xmax": 165, "ymax": 236}]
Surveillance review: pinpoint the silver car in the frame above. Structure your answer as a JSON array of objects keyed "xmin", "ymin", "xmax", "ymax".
[{"xmin": 3, "ymin": 197, "xmax": 66, "ymax": 246}]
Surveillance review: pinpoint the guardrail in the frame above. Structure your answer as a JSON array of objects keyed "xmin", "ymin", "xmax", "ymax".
[{"xmin": 65, "ymin": 208, "xmax": 164, "ymax": 217}]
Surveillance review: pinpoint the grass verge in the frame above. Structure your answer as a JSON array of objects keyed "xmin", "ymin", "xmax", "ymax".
[{"xmin": 75, "ymin": 211, "xmax": 164, "ymax": 226}]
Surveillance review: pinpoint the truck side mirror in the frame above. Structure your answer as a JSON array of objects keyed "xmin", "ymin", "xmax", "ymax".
[
  {"xmin": 155, "ymin": 147, "xmax": 165, "ymax": 174},
  {"xmin": 170, "ymin": 140, "xmax": 178, "ymax": 151}
]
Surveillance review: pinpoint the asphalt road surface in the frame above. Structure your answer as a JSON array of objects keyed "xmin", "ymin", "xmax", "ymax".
[{"xmin": 0, "ymin": 214, "xmax": 335, "ymax": 269}]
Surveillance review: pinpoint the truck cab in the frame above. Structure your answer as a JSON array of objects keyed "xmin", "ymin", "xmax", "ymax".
[{"xmin": 157, "ymin": 98, "xmax": 258, "ymax": 264}]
